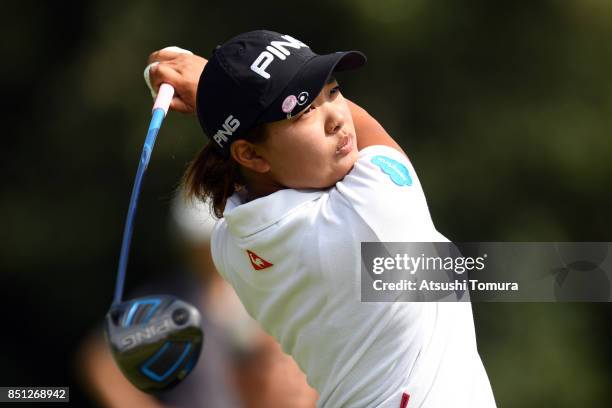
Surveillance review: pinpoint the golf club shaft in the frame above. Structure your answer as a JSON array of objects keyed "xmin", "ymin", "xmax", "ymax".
[{"xmin": 113, "ymin": 84, "xmax": 175, "ymax": 305}]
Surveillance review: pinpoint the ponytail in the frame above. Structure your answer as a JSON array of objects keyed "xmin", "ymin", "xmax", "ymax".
[{"xmin": 181, "ymin": 125, "xmax": 266, "ymax": 218}]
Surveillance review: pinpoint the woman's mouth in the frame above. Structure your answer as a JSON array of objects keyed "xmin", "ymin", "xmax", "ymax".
[{"xmin": 336, "ymin": 134, "xmax": 353, "ymax": 156}]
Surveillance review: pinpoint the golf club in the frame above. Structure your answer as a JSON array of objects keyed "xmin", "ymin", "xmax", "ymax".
[{"xmin": 104, "ymin": 81, "xmax": 203, "ymax": 393}]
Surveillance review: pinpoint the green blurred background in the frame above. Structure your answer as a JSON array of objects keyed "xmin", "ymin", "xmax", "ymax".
[{"xmin": 2, "ymin": 0, "xmax": 611, "ymax": 406}]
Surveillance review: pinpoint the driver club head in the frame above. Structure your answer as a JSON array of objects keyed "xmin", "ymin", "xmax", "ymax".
[{"xmin": 104, "ymin": 295, "xmax": 204, "ymax": 393}]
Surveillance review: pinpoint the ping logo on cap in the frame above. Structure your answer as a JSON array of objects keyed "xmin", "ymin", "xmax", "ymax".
[
  {"xmin": 250, "ymin": 35, "xmax": 309, "ymax": 79},
  {"xmin": 213, "ymin": 114, "xmax": 240, "ymax": 148}
]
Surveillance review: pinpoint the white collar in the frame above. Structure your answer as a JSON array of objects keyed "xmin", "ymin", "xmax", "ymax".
[{"xmin": 223, "ymin": 188, "xmax": 324, "ymax": 238}]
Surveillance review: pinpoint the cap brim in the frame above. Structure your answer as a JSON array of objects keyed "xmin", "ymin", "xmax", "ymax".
[{"xmin": 258, "ymin": 50, "xmax": 367, "ymax": 123}]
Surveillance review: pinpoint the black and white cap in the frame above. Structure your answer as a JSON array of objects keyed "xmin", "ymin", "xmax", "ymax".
[{"xmin": 196, "ymin": 30, "xmax": 366, "ymax": 157}]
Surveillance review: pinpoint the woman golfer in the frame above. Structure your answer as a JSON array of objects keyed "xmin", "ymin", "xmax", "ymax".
[{"xmin": 146, "ymin": 30, "xmax": 496, "ymax": 408}]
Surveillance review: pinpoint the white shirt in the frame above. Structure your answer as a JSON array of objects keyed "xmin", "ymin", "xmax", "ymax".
[{"xmin": 211, "ymin": 145, "xmax": 496, "ymax": 407}]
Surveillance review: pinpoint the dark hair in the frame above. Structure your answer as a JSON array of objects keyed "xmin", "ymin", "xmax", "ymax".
[{"xmin": 181, "ymin": 125, "xmax": 267, "ymax": 218}]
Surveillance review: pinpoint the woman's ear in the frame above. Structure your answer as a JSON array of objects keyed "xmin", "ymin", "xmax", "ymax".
[{"xmin": 230, "ymin": 140, "xmax": 271, "ymax": 173}]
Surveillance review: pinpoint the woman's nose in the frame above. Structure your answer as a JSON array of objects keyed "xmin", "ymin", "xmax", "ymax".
[{"xmin": 325, "ymin": 105, "xmax": 345, "ymax": 135}]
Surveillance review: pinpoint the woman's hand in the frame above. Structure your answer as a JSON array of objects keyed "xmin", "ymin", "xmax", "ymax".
[{"xmin": 146, "ymin": 49, "xmax": 208, "ymax": 113}]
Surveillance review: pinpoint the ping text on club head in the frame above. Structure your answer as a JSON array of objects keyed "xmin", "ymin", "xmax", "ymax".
[{"xmin": 119, "ymin": 318, "xmax": 172, "ymax": 351}]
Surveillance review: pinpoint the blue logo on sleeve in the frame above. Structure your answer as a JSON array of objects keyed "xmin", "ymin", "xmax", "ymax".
[{"xmin": 371, "ymin": 156, "xmax": 413, "ymax": 186}]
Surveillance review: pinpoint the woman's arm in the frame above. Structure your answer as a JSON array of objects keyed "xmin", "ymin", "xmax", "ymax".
[
  {"xmin": 345, "ymin": 99, "xmax": 406, "ymax": 155},
  {"xmin": 77, "ymin": 334, "xmax": 168, "ymax": 408}
]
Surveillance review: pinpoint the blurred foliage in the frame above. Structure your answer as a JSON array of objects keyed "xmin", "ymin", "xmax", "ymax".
[{"xmin": 1, "ymin": 0, "xmax": 611, "ymax": 406}]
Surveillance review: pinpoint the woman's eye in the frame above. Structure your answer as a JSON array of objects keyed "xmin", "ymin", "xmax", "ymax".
[{"xmin": 330, "ymin": 85, "xmax": 341, "ymax": 95}]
